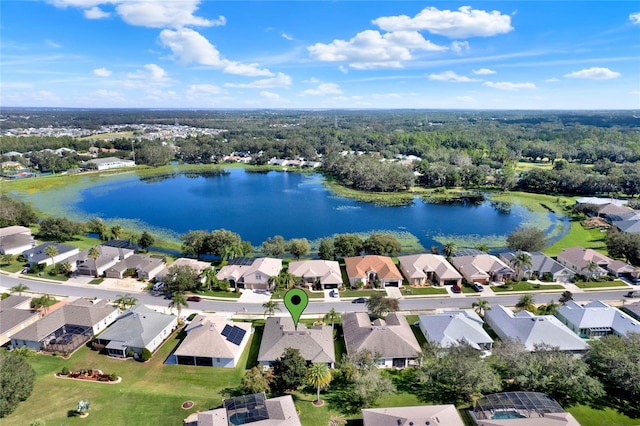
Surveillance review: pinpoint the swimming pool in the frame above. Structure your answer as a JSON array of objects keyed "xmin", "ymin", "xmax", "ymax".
[{"xmin": 492, "ymin": 410, "xmax": 526, "ymax": 420}]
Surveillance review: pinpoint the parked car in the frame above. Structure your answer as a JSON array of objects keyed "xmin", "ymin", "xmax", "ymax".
[
  {"xmin": 187, "ymin": 296, "xmax": 202, "ymax": 302},
  {"xmin": 451, "ymin": 284, "xmax": 462, "ymax": 294},
  {"xmin": 625, "ymin": 290, "xmax": 640, "ymax": 298},
  {"xmin": 163, "ymin": 293, "xmax": 173, "ymax": 300},
  {"xmin": 352, "ymin": 297, "xmax": 368, "ymax": 304},
  {"xmin": 471, "ymin": 283, "xmax": 485, "ymax": 292}
]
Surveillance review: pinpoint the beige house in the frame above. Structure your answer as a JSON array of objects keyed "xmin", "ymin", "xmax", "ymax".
[
  {"xmin": 104, "ymin": 254, "xmax": 165, "ymax": 280},
  {"xmin": 216, "ymin": 257, "xmax": 282, "ymax": 290},
  {"xmin": 556, "ymin": 247, "xmax": 617, "ymax": 278},
  {"xmin": 344, "ymin": 255, "xmax": 403, "ymax": 288},
  {"xmin": 450, "ymin": 253, "xmax": 515, "ymax": 284},
  {"xmin": 0, "ymin": 295, "xmax": 40, "ymax": 347},
  {"xmin": 0, "ymin": 226, "xmax": 35, "ymax": 255},
  {"xmin": 156, "ymin": 257, "xmax": 211, "ymax": 282},
  {"xmin": 75, "ymin": 245, "xmax": 134, "ymax": 277},
  {"xmin": 362, "ymin": 405, "xmax": 464, "ymax": 426},
  {"xmin": 287, "ymin": 259, "xmax": 343, "ymax": 289},
  {"xmin": 397, "ymin": 253, "xmax": 462, "ymax": 286}
]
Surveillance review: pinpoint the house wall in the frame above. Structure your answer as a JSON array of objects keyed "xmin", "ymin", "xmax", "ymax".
[
  {"xmin": 10, "ymin": 338, "xmax": 41, "ymax": 351},
  {"xmin": 145, "ymin": 319, "xmax": 178, "ymax": 353},
  {"xmin": 91, "ymin": 311, "xmax": 119, "ymax": 335},
  {"xmin": 1, "ymin": 315, "xmax": 40, "ymax": 346},
  {"xmin": 1, "ymin": 242, "xmax": 34, "ymax": 255}
]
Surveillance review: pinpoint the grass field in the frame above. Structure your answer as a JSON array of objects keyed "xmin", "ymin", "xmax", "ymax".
[
  {"xmin": 574, "ymin": 280, "xmax": 628, "ymax": 289},
  {"xmin": 403, "ymin": 286, "xmax": 448, "ymax": 295},
  {"xmin": 568, "ymin": 404, "xmax": 640, "ymax": 426},
  {"xmin": 545, "ymin": 220, "xmax": 608, "ymax": 257},
  {"xmin": 491, "ymin": 282, "xmax": 565, "ymax": 292}
]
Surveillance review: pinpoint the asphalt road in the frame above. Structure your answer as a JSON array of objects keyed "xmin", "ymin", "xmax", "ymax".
[{"xmin": 1, "ymin": 273, "xmax": 633, "ymax": 316}]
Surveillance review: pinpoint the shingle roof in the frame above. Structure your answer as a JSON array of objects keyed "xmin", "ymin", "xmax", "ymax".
[
  {"xmin": 174, "ymin": 315, "xmax": 251, "ymax": 359},
  {"xmin": 97, "ymin": 305, "xmax": 176, "ymax": 349},
  {"xmin": 342, "ymin": 312, "xmax": 421, "ymax": 358},
  {"xmin": 500, "ymin": 251, "xmax": 574, "ymax": 277},
  {"xmin": 418, "ymin": 310, "xmax": 493, "ymax": 350},
  {"xmin": 558, "ymin": 300, "xmax": 640, "ymax": 336},
  {"xmin": 344, "ymin": 256, "xmax": 402, "ymax": 280},
  {"xmin": 397, "ymin": 254, "xmax": 462, "ymax": 281},
  {"xmin": 257, "ymin": 316, "xmax": 335, "ymax": 364},
  {"xmin": 23, "ymin": 242, "xmax": 78, "ymax": 264},
  {"xmin": 0, "ymin": 295, "xmax": 39, "ymax": 334},
  {"xmin": 288, "ymin": 260, "xmax": 343, "ymax": 286},
  {"xmin": 362, "ymin": 404, "xmax": 464, "ymax": 426}
]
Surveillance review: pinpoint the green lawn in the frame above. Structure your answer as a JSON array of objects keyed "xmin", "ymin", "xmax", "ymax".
[
  {"xmin": 271, "ymin": 287, "xmax": 325, "ymax": 299},
  {"xmin": 339, "ymin": 289, "xmax": 384, "ymax": 298},
  {"xmin": 491, "ymin": 282, "xmax": 565, "ymax": 292},
  {"xmin": 200, "ymin": 289, "xmax": 241, "ymax": 298},
  {"xmin": 403, "ymin": 286, "xmax": 448, "ymax": 295},
  {"xmin": 574, "ymin": 280, "xmax": 628, "ymax": 289},
  {"xmin": 545, "ymin": 220, "xmax": 608, "ymax": 257},
  {"xmin": 0, "ymin": 259, "xmax": 25, "ymax": 273},
  {"xmin": 568, "ymin": 404, "xmax": 640, "ymax": 426}
]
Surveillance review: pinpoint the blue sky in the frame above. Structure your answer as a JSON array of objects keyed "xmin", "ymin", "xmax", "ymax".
[{"xmin": 2, "ymin": 1, "xmax": 639, "ymax": 109}]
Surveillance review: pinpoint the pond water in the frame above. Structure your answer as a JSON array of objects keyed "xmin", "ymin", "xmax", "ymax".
[{"xmin": 23, "ymin": 168, "xmax": 561, "ymax": 250}]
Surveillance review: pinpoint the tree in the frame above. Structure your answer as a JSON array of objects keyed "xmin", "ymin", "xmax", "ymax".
[
  {"xmin": 0, "ymin": 351, "xmax": 36, "ymax": 418},
  {"xmin": 114, "ymin": 294, "xmax": 137, "ymax": 311},
  {"xmin": 472, "ymin": 298, "xmax": 491, "ymax": 317},
  {"xmin": 87, "ymin": 217, "xmax": 108, "ymax": 241},
  {"xmin": 38, "ymin": 217, "xmax": 83, "ymax": 241},
  {"xmin": 509, "ymin": 251, "xmax": 532, "ymax": 280},
  {"xmin": 138, "ymin": 231, "xmax": 155, "ymax": 252},
  {"xmin": 262, "ymin": 300, "xmax": 280, "ymax": 318},
  {"xmin": 442, "ymin": 241, "xmax": 457, "ymax": 259},
  {"xmin": 558, "ymin": 290, "xmax": 573, "ymax": 305},
  {"xmin": 202, "ymin": 266, "xmax": 217, "ymax": 292},
  {"xmin": 585, "ymin": 261, "xmax": 599, "ymax": 281},
  {"xmin": 169, "ymin": 292, "xmax": 189, "ymax": 317},
  {"xmin": 327, "ymin": 415, "xmax": 347, "ymax": 426},
  {"xmin": 271, "ymin": 347, "xmax": 307, "ymax": 393},
  {"xmin": 363, "ymin": 233, "xmax": 402, "ymax": 257},
  {"xmin": 44, "ymin": 244, "xmax": 59, "ymax": 269},
  {"xmin": 288, "ymin": 238, "xmax": 310, "ymax": 260},
  {"xmin": 208, "ymin": 229, "xmax": 243, "ymax": 258},
  {"xmin": 324, "ymin": 308, "xmax": 340, "ymax": 329},
  {"xmin": 366, "ymin": 292, "xmax": 396, "ymax": 318},
  {"xmin": 163, "ymin": 264, "xmax": 200, "ymax": 293},
  {"xmin": 350, "ymin": 368, "xmax": 396, "ymax": 410},
  {"xmin": 262, "ymin": 235, "xmax": 287, "ymax": 257},
  {"xmin": 514, "ymin": 294, "xmax": 536, "ymax": 313},
  {"xmin": 87, "ymin": 246, "xmax": 101, "ymax": 278},
  {"xmin": 32, "ymin": 294, "xmax": 56, "ymax": 316},
  {"xmin": 242, "ymin": 365, "xmax": 273, "ymax": 394},
  {"xmin": 333, "ymin": 234, "xmax": 363, "ymax": 258},
  {"xmin": 181, "ymin": 230, "xmax": 210, "ymax": 259},
  {"xmin": 0, "ymin": 195, "xmax": 38, "ymax": 227},
  {"xmin": 318, "ymin": 237, "xmax": 335, "ymax": 260},
  {"xmin": 110, "ymin": 225, "xmax": 123, "ymax": 240},
  {"xmin": 506, "ymin": 226, "xmax": 547, "ymax": 252},
  {"xmin": 306, "ymin": 362, "xmax": 332, "ymax": 403},
  {"xmin": 0, "ymin": 253, "xmax": 15, "ymax": 266},
  {"xmin": 537, "ymin": 301, "xmax": 559, "ymax": 315},
  {"xmin": 269, "ymin": 270, "xmax": 296, "ymax": 291},
  {"xmin": 9, "ymin": 283, "xmax": 29, "ymax": 296}
]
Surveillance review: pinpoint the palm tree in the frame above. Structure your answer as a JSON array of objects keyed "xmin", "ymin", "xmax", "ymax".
[
  {"xmin": 324, "ymin": 308, "xmax": 340, "ymax": 329},
  {"xmin": 586, "ymin": 261, "xmax": 598, "ymax": 281},
  {"xmin": 262, "ymin": 300, "xmax": 280, "ymax": 318},
  {"xmin": 88, "ymin": 246, "xmax": 101, "ymax": 277},
  {"xmin": 33, "ymin": 294, "xmax": 56, "ymax": 316},
  {"xmin": 510, "ymin": 251, "xmax": 532, "ymax": 280},
  {"xmin": 559, "ymin": 290, "xmax": 573, "ymax": 305},
  {"xmin": 306, "ymin": 362, "xmax": 332, "ymax": 404},
  {"xmin": 110, "ymin": 225, "xmax": 123, "ymax": 240},
  {"xmin": 0, "ymin": 253, "xmax": 15, "ymax": 266},
  {"xmin": 114, "ymin": 294, "xmax": 138, "ymax": 311},
  {"xmin": 202, "ymin": 266, "xmax": 217, "ymax": 291},
  {"xmin": 515, "ymin": 293, "xmax": 536, "ymax": 313},
  {"xmin": 327, "ymin": 416, "xmax": 347, "ymax": 426},
  {"xmin": 169, "ymin": 292, "xmax": 189, "ymax": 318},
  {"xmin": 10, "ymin": 283, "xmax": 29, "ymax": 296},
  {"xmin": 45, "ymin": 244, "xmax": 59, "ymax": 269},
  {"xmin": 472, "ymin": 298, "xmax": 491, "ymax": 317},
  {"xmin": 537, "ymin": 301, "xmax": 559, "ymax": 316},
  {"xmin": 442, "ymin": 242, "xmax": 457, "ymax": 259}
]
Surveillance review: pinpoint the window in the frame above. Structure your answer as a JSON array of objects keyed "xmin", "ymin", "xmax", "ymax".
[{"xmin": 255, "ymin": 274, "xmax": 262, "ymax": 280}]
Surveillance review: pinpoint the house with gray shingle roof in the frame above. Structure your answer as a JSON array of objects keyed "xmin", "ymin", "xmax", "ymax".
[
  {"xmin": 171, "ymin": 314, "xmax": 251, "ymax": 367},
  {"xmin": 75, "ymin": 245, "xmax": 135, "ymax": 277},
  {"xmin": 288, "ymin": 259, "xmax": 343, "ymax": 289},
  {"xmin": 258, "ymin": 316, "xmax": 335, "ymax": 368},
  {"xmin": 362, "ymin": 404, "xmax": 465, "ymax": 426},
  {"xmin": 94, "ymin": 305, "xmax": 177, "ymax": 358},
  {"xmin": 417, "ymin": 310, "xmax": 493, "ymax": 351},
  {"xmin": 613, "ymin": 219, "xmax": 640, "ymax": 234},
  {"xmin": 10, "ymin": 298, "xmax": 118, "ymax": 352},
  {"xmin": 500, "ymin": 251, "xmax": 575, "ymax": 282},
  {"xmin": 342, "ymin": 312, "xmax": 420, "ymax": 368},
  {"xmin": 85, "ymin": 157, "xmax": 135, "ymax": 170},
  {"xmin": 556, "ymin": 300, "xmax": 640, "ymax": 338},
  {"xmin": 556, "ymin": 247, "xmax": 610, "ymax": 278},
  {"xmin": 0, "ymin": 226, "xmax": 35, "ymax": 255},
  {"xmin": 216, "ymin": 257, "xmax": 282, "ymax": 290},
  {"xmin": 0, "ymin": 295, "xmax": 40, "ymax": 346},
  {"xmin": 398, "ymin": 253, "xmax": 462, "ymax": 287},
  {"xmin": 484, "ymin": 305, "xmax": 588, "ymax": 354},
  {"xmin": 451, "ymin": 253, "xmax": 515, "ymax": 284},
  {"xmin": 104, "ymin": 254, "xmax": 165, "ymax": 280},
  {"xmin": 23, "ymin": 242, "xmax": 80, "ymax": 267}
]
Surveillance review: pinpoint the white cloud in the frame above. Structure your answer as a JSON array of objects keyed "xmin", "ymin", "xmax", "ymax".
[
  {"xmin": 281, "ymin": 33, "xmax": 293, "ymax": 41},
  {"xmin": 484, "ymin": 81, "xmax": 536, "ymax": 90},
  {"xmin": 124, "ymin": 64, "xmax": 170, "ymax": 87},
  {"xmin": 300, "ymin": 82, "xmax": 342, "ymax": 96},
  {"xmin": 372, "ymin": 6, "xmax": 513, "ymax": 38},
  {"xmin": 46, "ymin": 40, "xmax": 62, "ymax": 48},
  {"xmin": 223, "ymin": 62, "xmax": 273, "ymax": 77},
  {"xmin": 429, "ymin": 71, "xmax": 480, "ymax": 82},
  {"xmin": 260, "ymin": 91, "xmax": 280, "ymax": 99},
  {"xmin": 451, "ymin": 41, "xmax": 470, "ymax": 53},
  {"xmin": 84, "ymin": 6, "xmax": 109, "ymax": 19},
  {"xmin": 545, "ymin": 78, "xmax": 560, "ymax": 82},
  {"xmin": 308, "ymin": 29, "xmax": 445, "ymax": 69},
  {"xmin": 339, "ymin": 65, "xmax": 349, "ymax": 74},
  {"xmin": 93, "ymin": 67, "xmax": 112, "ymax": 77},
  {"xmin": 564, "ymin": 67, "xmax": 621, "ymax": 80},
  {"xmin": 186, "ymin": 84, "xmax": 223, "ymax": 96},
  {"xmin": 473, "ymin": 68, "xmax": 496, "ymax": 75},
  {"xmin": 225, "ymin": 72, "xmax": 292, "ymax": 89},
  {"xmin": 630, "ymin": 12, "xmax": 640, "ymax": 24}
]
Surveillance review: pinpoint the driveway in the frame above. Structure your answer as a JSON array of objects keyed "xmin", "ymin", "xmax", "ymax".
[
  {"xmin": 238, "ymin": 289, "xmax": 272, "ymax": 303},
  {"xmin": 386, "ymin": 286, "xmax": 403, "ymax": 299}
]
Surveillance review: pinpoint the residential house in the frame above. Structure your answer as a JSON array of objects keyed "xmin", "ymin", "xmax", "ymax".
[
  {"xmin": 0, "ymin": 295, "xmax": 40, "ymax": 346},
  {"xmin": 597, "ymin": 203, "xmax": 634, "ymax": 220},
  {"xmin": 104, "ymin": 254, "xmax": 165, "ymax": 280},
  {"xmin": 499, "ymin": 251, "xmax": 575, "ymax": 282},
  {"xmin": 171, "ymin": 314, "xmax": 251, "ymax": 367},
  {"xmin": 613, "ymin": 218, "xmax": 640, "ymax": 234},
  {"xmin": 0, "ymin": 225, "xmax": 35, "ymax": 255},
  {"xmin": 575, "ymin": 197, "xmax": 627, "ymax": 207},
  {"xmin": 216, "ymin": 257, "xmax": 282, "ymax": 290},
  {"xmin": 417, "ymin": 310, "xmax": 493, "ymax": 351},
  {"xmin": 557, "ymin": 247, "xmax": 637, "ymax": 279},
  {"xmin": 362, "ymin": 405, "xmax": 465, "ymax": 426},
  {"xmin": 93, "ymin": 305, "xmax": 177, "ymax": 358},
  {"xmin": 342, "ymin": 312, "xmax": 421, "ymax": 368},
  {"xmin": 75, "ymin": 245, "xmax": 134, "ymax": 277},
  {"xmin": 23, "ymin": 242, "xmax": 80, "ymax": 267},
  {"xmin": 85, "ymin": 157, "xmax": 135, "ymax": 170},
  {"xmin": 484, "ymin": 305, "xmax": 588, "ymax": 354},
  {"xmin": 625, "ymin": 301, "xmax": 640, "ymax": 321},
  {"xmin": 10, "ymin": 298, "xmax": 118, "ymax": 353},
  {"xmin": 287, "ymin": 259, "xmax": 343, "ymax": 289},
  {"xmin": 257, "ymin": 316, "xmax": 335, "ymax": 368},
  {"xmin": 450, "ymin": 253, "xmax": 515, "ymax": 284},
  {"xmin": 607, "ymin": 260, "xmax": 639, "ymax": 280},
  {"xmin": 156, "ymin": 257, "xmax": 211, "ymax": 282},
  {"xmin": 344, "ymin": 255, "xmax": 403, "ymax": 289},
  {"xmin": 556, "ymin": 300, "xmax": 640, "ymax": 338},
  {"xmin": 183, "ymin": 393, "xmax": 301, "ymax": 426},
  {"xmin": 397, "ymin": 253, "xmax": 462, "ymax": 287}
]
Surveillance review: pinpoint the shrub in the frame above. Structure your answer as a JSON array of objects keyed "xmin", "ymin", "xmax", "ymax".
[
  {"xmin": 60, "ymin": 366, "xmax": 70, "ymax": 375},
  {"xmin": 126, "ymin": 350, "xmax": 135, "ymax": 358},
  {"xmin": 52, "ymin": 351, "xmax": 59, "ymax": 357},
  {"xmin": 140, "ymin": 348, "xmax": 152, "ymax": 362},
  {"xmin": 110, "ymin": 373, "xmax": 118, "ymax": 381}
]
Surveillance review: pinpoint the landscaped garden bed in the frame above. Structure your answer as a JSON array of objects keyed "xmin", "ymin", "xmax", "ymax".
[{"xmin": 56, "ymin": 367, "xmax": 120, "ymax": 383}]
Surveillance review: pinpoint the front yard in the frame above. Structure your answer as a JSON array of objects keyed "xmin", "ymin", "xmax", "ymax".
[{"xmin": 491, "ymin": 281, "xmax": 565, "ymax": 292}]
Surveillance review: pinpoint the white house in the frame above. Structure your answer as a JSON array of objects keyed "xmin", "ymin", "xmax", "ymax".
[
  {"xmin": 85, "ymin": 157, "xmax": 135, "ymax": 171},
  {"xmin": 556, "ymin": 300, "xmax": 640, "ymax": 339},
  {"xmin": 418, "ymin": 310, "xmax": 493, "ymax": 351}
]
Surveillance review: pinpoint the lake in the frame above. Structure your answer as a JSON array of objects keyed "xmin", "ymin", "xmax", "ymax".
[{"xmin": 21, "ymin": 168, "xmax": 561, "ymax": 251}]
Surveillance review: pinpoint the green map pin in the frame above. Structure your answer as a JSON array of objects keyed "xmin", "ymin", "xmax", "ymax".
[{"xmin": 284, "ymin": 288, "xmax": 308, "ymax": 330}]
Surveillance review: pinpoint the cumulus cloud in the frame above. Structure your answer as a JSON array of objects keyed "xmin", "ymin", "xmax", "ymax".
[
  {"xmin": 260, "ymin": 91, "xmax": 281, "ymax": 99},
  {"xmin": 124, "ymin": 64, "xmax": 170, "ymax": 87},
  {"xmin": 93, "ymin": 67, "xmax": 112, "ymax": 77},
  {"xmin": 564, "ymin": 67, "xmax": 620, "ymax": 80},
  {"xmin": 630, "ymin": 12, "xmax": 640, "ymax": 24},
  {"xmin": 451, "ymin": 41, "xmax": 470, "ymax": 53},
  {"xmin": 428, "ymin": 71, "xmax": 480, "ymax": 82},
  {"xmin": 225, "ymin": 72, "xmax": 292, "ymax": 89},
  {"xmin": 281, "ymin": 33, "xmax": 293, "ymax": 41},
  {"xmin": 484, "ymin": 81, "xmax": 536, "ymax": 90},
  {"xmin": 372, "ymin": 6, "xmax": 513, "ymax": 38},
  {"xmin": 84, "ymin": 6, "xmax": 109, "ymax": 19},
  {"xmin": 186, "ymin": 84, "xmax": 224, "ymax": 96},
  {"xmin": 300, "ymin": 82, "xmax": 342, "ymax": 95},
  {"xmin": 473, "ymin": 68, "xmax": 496, "ymax": 75},
  {"xmin": 308, "ymin": 29, "xmax": 445, "ymax": 69}
]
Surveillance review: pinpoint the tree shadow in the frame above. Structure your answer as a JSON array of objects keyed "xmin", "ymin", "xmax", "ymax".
[{"xmin": 66, "ymin": 410, "xmax": 79, "ymax": 418}]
